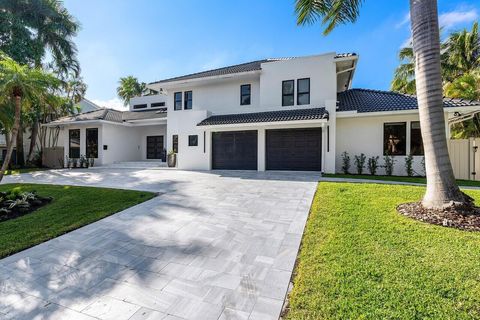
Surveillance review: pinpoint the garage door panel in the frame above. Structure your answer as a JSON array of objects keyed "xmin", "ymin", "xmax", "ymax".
[
  {"xmin": 266, "ymin": 128, "xmax": 321, "ymax": 171},
  {"xmin": 212, "ymin": 131, "xmax": 257, "ymax": 170}
]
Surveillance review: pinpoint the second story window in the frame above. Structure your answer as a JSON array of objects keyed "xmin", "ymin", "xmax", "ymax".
[
  {"xmin": 240, "ymin": 84, "xmax": 251, "ymax": 105},
  {"xmin": 282, "ymin": 80, "xmax": 294, "ymax": 106},
  {"xmin": 297, "ymin": 78, "xmax": 310, "ymax": 105},
  {"xmin": 174, "ymin": 92, "xmax": 182, "ymax": 110},
  {"xmin": 184, "ymin": 91, "xmax": 193, "ymax": 110},
  {"xmin": 151, "ymin": 102, "xmax": 165, "ymax": 108},
  {"xmin": 133, "ymin": 104, "xmax": 147, "ymax": 110}
]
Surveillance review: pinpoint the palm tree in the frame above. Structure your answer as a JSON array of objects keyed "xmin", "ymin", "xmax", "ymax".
[
  {"xmin": 0, "ymin": 56, "xmax": 59, "ymax": 182},
  {"xmin": 117, "ymin": 76, "xmax": 146, "ymax": 106},
  {"xmin": 295, "ymin": 0, "xmax": 466, "ymax": 209},
  {"xmin": 0, "ymin": 0, "xmax": 80, "ymax": 75}
]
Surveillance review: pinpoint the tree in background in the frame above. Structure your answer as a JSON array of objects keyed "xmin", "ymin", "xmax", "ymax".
[
  {"xmin": 295, "ymin": 0, "xmax": 466, "ymax": 209},
  {"xmin": 117, "ymin": 76, "xmax": 147, "ymax": 106},
  {"xmin": 0, "ymin": 56, "xmax": 60, "ymax": 182},
  {"xmin": 0, "ymin": 0, "xmax": 82, "ymax": 166}
]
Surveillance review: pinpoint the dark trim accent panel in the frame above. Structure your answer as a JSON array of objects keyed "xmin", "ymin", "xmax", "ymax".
[
  {"xmin": 86, "ymin": 128, "xmax": 98, "ymax": 158},
  {"xmin": 174, "ymin": 92, "xmax": 182, "ymax": 110},
  {"xmin": 184, "ymin": 91, "xmax": 193, "ymax": 110},
  {"xmin": 69, "ymin": 129, "xmax": 80, "ymax": 158},
  {"xmin": 297, "ymin": 78, "xmax": 310, "ymax": 105},
  {"xmin": 133, "ymin": 104, "xmax": 147, "ymax": 110},
  {"xmin": 188, "ymin": 135, "xmax": 198, "ymax": 146},
  {"xmin": 327, "ymin": 125, "xmax": 329, "ymax": 152},
  {"xmin": 151, "ymin": 102, "xmax": 165, "ymax": 108},
  {"xmin": 203, "ymin": 131, "xmax": 206, "ymax": 153},
  {"xmin": 282, "ymin": 80, "xmax": 294, "ymax": 106},
  {"xmin": 172, "ymin": 135, "xmax": 178, "ymax": 153},
  {"xmin": 240, "ymin": 84, "xmax": 251, "ymax": 105}
]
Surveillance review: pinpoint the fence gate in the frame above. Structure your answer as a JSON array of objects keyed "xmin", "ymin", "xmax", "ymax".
[{"xmin": 448, "ymin": 138, "xmax": 480, "ymax": 181}]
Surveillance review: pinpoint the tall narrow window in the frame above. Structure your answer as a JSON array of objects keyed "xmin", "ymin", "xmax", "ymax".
[
  {"xmin": 297, "ymin": 78, "xmax": 310, "ymax": 105},
  {"xmin": 282, "ymin": 80, "xmax": 294, "ymax": 106},
  {"xmin": 172, "ymin": 134, "xmax": 178, "ymax": 153},
  {"xmin": 410, "ymin": 121, "xmax": 424, "ymax": 155},
  {"xmin": 86, "ymin": 128, "xmax": 98, "ymax": 158},
  {"xmin": 184, "ymin": 91, "xmax": 193, "ymax": 110},
  {"xmin": 384, "ymin": 122, "xmax": 406, "ymax": 155},
  {"xmin": 240, "ymin": 84, "xmax": 251, "ymax": 105},
  {"xmin": 174, "ymin": 92, "xmax": 182, "ymax": 110},
  {"xmin": 69, "ymin": 129, "xmax": 80, "ymax": 158}
]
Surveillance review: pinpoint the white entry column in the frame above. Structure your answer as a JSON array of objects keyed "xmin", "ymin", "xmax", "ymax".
[{"xmin": 257, "ymin": 128, "xmax": 266, "ymax": 171}]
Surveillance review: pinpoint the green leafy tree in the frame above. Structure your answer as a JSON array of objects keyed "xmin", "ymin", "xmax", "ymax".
[
  {"xmin": 0, "ymin": 0, "xmax": 80, "ymax": 75},
  {"xmin": 295, "ymin": 0, "xmax": 466, "ymax": 209},
  {"xmin": 0, "ymin": 56, "xmax": 60, "ymax": 182},
  {"xmin": 117, "ymin": 76, "xmax": 147, "ymax": 106}
]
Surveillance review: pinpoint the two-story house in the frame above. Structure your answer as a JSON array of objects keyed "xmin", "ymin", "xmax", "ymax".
[{"xmin": 46, "ymin": 52, "xmax": 480, "ymax": 175}]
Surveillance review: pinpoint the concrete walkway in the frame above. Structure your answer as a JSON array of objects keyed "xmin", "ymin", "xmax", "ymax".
[{"xmin": 0, "ymin": 169, "xmax": 319, "ymax": 320}]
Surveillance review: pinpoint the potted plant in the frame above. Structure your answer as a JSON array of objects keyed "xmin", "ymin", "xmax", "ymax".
[
  {"xmin": 65, "ymin": 156, "xmax": 71, "ymax": 169},
  {"xmin": 89, "ymin": 158, "xmax": 95, "ymax": 167},
  {"xmin": 72, "ymin": 158, "xmax": 78, "ymax": 168},
  {"xmin": 167, "ymin": 150, "xmax": 176, "ymax": 167}
]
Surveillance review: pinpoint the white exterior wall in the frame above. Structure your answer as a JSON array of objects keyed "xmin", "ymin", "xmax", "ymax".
[
  {"xmin": 101, "ymin": 123, "xmax": 141, "ymax": 164},
  {"xmin": 135, "ymin": 125, "xmax": 167, "ymax": 160},
  {"xmin": 129, "ymin": 94, "xmax": 167, "ymax": 111},
  {"xmin": 260, "ymin": 54, "xmax": 337, "ymax": 108},
  {"xmin": 336, "ymin": 113, "xmax": 428, "ymax": 176},
  {"xmin": 162, "ymin": 53, "xmax": 338, "ymax": 171}
]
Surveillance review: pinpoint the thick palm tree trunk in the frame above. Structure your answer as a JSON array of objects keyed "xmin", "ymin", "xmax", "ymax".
[
  {"xmin": 410, "ymin": 0, "xmax": 465, "ymax": 209},
  {"xmin": 16, "ymin": 120, "xmax": 24, "ymax": 166},
  {"xmin": 27, "ymin": 118, "xmax": 39, "ymax": 162},
  {"xmin": 0, "ymin": 96, "xmax": 21, "ymax": 182}
]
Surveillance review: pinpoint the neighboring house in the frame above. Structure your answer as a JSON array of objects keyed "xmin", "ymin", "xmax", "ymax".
[{"xmin": 45, "ymin": 52, "xmax": 480, "ymax": 175}]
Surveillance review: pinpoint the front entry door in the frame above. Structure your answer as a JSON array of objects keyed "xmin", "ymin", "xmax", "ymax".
[{"xmin": 146, "ymin": 136, "xmax": 164, "ymax": 160}]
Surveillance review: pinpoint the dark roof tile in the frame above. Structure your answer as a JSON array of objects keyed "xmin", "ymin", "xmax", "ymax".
[
  {"xmin": 337, "ymin": 88, "xmax": 480, "ymax": 113},
  {"xmin": 197, "ymin": 108, "xmax": 328, "ymax": 126}
]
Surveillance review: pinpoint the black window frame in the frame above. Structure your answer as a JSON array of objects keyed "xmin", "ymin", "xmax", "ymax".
[
  {"xmin": 86, "ymin": 128, "xmax": 98, "ymax": 158},
  {"xmin": 410, "ymin": 121, "xmax": 424, "ymax": 156},
  {"xmin": 184, "ymin": 91, "xmax": 193, "ymax": 110},
  {"xmin": 383, "ymin": 122, "xmax": 407, "ymax": 156},
  {"xmin": 188, "ymin": 135, "xmax": 198, "ymax": 146},
  {"xmin": 174, "ymin": 92, "xmax": 182, "ymax": 110},
  {"xmin": 240, "ymin": 84, "xmax": 251, "ymax": 106},
  {"xmin": 172, "ymin": 134, "xmax": 178, "ymax": 153},
  {"xmin": 133, "ymin": 104, "xmax": 147, "ymax": 110},
  {"xmin": 282, "ymin": 80, "xmax": 295, "ymax": 106},
  {"xmin": 297, "ymin": 78, "xmax": 310, "ymax": 105},
  {"xmin": 69, "ymin": 129, "xmax": 80, "ymax": 158},
  {"xmin": 151, "ymin": 102, "xmax": 165, "ymax": 108}
]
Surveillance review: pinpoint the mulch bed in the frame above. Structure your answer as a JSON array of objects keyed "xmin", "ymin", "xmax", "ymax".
[
  {"xmin": 0, "ymin": 193, "xmax": 52, "ymax": 222},
  {"xmin": 397, "ymin": 202, "xmax": 480, "ymax": 232}
]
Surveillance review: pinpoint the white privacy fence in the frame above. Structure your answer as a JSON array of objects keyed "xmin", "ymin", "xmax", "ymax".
[{"xmin": 449, "ymin": 138, "xmax": 480, "ymax": 181}]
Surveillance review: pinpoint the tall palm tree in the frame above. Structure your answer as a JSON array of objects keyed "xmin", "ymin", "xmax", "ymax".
[
  {"xmin": 0, "ymin": 0, "xmax": 80, "ymax": 75},
  {"xmin": 117, "ymin": 76, "xmax": 146, "ymax": 106},
  {"xmin": 295, "ymin": 0, "xmax": 466, "ymax": 209},
  {"xmin": 0, "ymin": 56, "xmax": 59, "ymax": 182}
]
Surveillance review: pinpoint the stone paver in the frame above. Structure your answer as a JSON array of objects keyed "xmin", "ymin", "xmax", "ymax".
[{"xmin": 0, "ymin": 168, "xmax": 318, "ymax": 319}]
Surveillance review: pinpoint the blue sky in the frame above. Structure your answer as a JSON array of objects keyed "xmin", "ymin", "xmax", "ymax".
[{"xmin": 63, "ymin": 0, "xmax": 479, "ymax": 110}]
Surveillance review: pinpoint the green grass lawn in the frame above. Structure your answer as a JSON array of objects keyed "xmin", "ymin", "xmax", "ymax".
[
  {"xmin": 0, "ymin": 183, "xmax": 155, "ymax": 258},
  {"xmin": 287, "ymin": 182, "xmax": 480, "ymax": 320},
  {"xmin": 323, "ymin": 173, "xmax": 480, "ymax": 187}
]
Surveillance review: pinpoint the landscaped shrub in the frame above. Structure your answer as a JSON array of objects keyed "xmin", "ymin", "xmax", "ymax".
[
  {"xmin": 367, "ymin": 156, "xmax": 380, "ymax": 175},
  {"xmin": 0, "ymin": 188, "xmax": 52, "ymax": 222},
  {"xmin": 405, "ymin": 154, "xmax": 414, "ymax": 177},
  {"xmin": 384, "ymin": 154, "xmax": 395, "ymax": 176},
  {"xmin": 354, "ymin": 153, "xmax": 366, "ymax": 174},
  {"xmin": 341, "ymin": 151, "xmax": 351, "ymax": 174}
]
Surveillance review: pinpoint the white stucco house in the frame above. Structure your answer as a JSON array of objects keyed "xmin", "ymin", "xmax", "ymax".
[{"xmin": 45, "ymin": 52, "xmax": 480, "ymax": 175}]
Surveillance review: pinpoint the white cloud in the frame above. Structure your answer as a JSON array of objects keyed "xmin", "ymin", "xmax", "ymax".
[
  {"xmin": 396, "ymin": 8, "xmax": 478, "ymax": 31},
  {"xmin": 439, "ymin": 9, "xmax": 478, "ymax": 30},
  {"xmin": 91, "ymin": 97, "xmax": 127, "ymax": 111}
]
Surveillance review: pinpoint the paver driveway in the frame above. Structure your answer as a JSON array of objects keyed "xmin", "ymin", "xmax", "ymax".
[{"xmin": 0, "ymin": 168, "xmax": 319, "ymax": 320}]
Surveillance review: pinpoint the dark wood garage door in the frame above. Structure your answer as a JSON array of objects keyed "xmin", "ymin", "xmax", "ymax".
[
  {"xmin": 266, "ymin": 128, "xmax": 322, "ymax": 171},
  {"xmin": 212, "ymin": 130, "xmax": 257, "ymax": 170}
]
